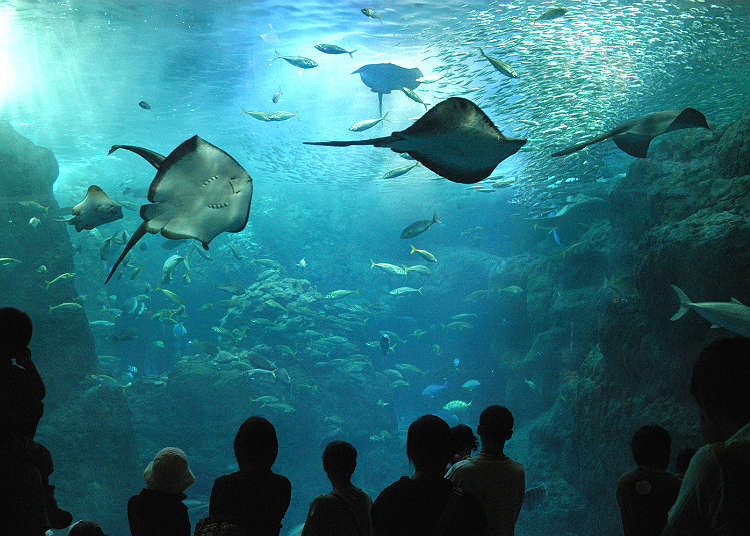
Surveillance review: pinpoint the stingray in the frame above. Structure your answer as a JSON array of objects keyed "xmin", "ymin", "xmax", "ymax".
[
  {"xmin": 353, "ymin": 63, "xmax": 423, "ymax": 116},
  {"xmin": 104, "ymin": 135, "xmax": 253, "ymax": 284},
  {"xmin": 61, "ymin": 185, "xmax": 123, "ymax": 231},
  {"xmin": 304, "ymin": 97, "xmax": 526, "ymax": 184},
  {"xmin": 551, "ymin": 108, "xmax": 709, "ymax": 158}
]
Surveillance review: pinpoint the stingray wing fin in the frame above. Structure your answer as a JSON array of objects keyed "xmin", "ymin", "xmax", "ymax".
[
  {"xmin": 612, "ymin": 133, "xmax": 654, "ymax": 158},
  {"xmin": 666, "ymin": 107, "xmax": 709, "ymax": 133}
]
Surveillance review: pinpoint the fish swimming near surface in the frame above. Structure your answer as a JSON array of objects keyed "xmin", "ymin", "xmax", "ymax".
[
  {"xmin": 383, "ymin": 162, "xmax": 419, "ymax": 179},
  {"xmin": 305, "ymin": 97, "xmax": 526, "ymax": 183},
  {"xmin": 352, "ymin": 63, "xmax": 423, "ymax": 116},
  {"xmin": 104, "ymin": 135, "xmax": 253, "ymax": 283},
  {"xmin": 361, "ymin": 8, "xmax": 381, "ymax": 21},
  {"xmin": 59, "ymin": 185, "xmax": 123, "ymax": 232},
  {"xmin": 274, "ymin": 51, "xmax": 318, "ymax": 69},
  {"xmin": 242, "ymin": 110, "xmax": 272, "ymax": 121},
  {"xmin": 478, "ymin": 47, "xmax": 519, "ymax": 78},
  {"xmin": 272, "ymin": 89, "xmax": 282, "ymax": 103},
  {"xmin": 350, "ymin": 113, "xmax": 389, "ymax": 132},
  {"xmin": 528, "ymin": 197, "xmax": 608, "ymax": 229},
  {"xmin": 533, "ymin": 8, "xmax": 567, "ymax": 21},
  {"xmin": 401, "ymin": 211, "xmax": 440, "ymax": 239},
  {"xmin": 670, "ymin": 285, "xmax": 750, "ymax": 337},
  {"xmin": 314, "ymin": 44, "xmax": 357, "ymax": 57},
  {"xmin": 551, "ymin": 108, "xmax": 709, "ymax": 158},
  {"xmin": 410, "ymin": 245, "xmax": 437, "ymax": 263},
  {"xmin": 138, "ymin": 100, "xmax": 151, "ymax": 110}
]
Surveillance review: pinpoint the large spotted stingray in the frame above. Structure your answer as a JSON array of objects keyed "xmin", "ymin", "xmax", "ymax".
[
  {"xmin": 305, "ymin": 97, "xmax": 526, "ymax": 184},
  {"xmin": 105, "ymin": 135, "xmax": 253, "ymax": 284}
]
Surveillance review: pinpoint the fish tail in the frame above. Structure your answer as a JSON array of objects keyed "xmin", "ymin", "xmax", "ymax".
[
  {"xmin": 418, "ymin": 287, "xmax": 423, "ymax": 295},
  {"xmin": 478, "ymin": 47, "xmax": 485, "ymax": 57},
  {"xmin": 382, "ymin": 112, "xmax": 390, "ymax": 123},
  {"xmin": 433, "ymin": 211, "xmax": 441, "ymax": 224},
  {"xmin": 348, "ymin": 50, "xmax": 357, "ymax": 58},
  {"xmin": 410, "ymin": 244, "xmax": 416, "ymax": 254},
  {"xmin": 241, "ymin": 108, "xmax": 247, "ymax": 115},
  {"xmin": 370, "ymin": 259, "xmax": 375, "ymax": 269},
  {"xmin": 295, "ymin": 111, "xmax": 300, "ymax": 120},
  {"xmin": 670, "ymin": 285, "xmax": 692, "ymax": 321},
  {"xmin": 274, "ymin": 50, "xmax": 281, "ymax": 60}
]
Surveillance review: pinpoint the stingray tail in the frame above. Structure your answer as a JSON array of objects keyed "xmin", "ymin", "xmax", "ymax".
[
  {"xmin": 105, "ymin": 223, "xmax": 148, "ymax": 284},
  {"xmin": 304, "ymin": 135, "xmax": 399, "ymax": 147},
  {"xmin": 108, "ymin": 144, "xmax": 166, "ymax": 169},
  {"xmin": 378, "ymin": 92, "xmax": 383, "ymax": 117}
]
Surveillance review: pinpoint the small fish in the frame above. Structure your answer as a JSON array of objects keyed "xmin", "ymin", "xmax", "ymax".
[
  {"xmin": 399, "ymin": 152, "xmax": 416, "ymax": 161},
  {"xmin": 401, "ymin": 211, "xmax": 440, "ymax": 239},
  {"xmin": 462, "ymin": 379, "xmax": 481, "ymax": 391},
  {"xmin": 156, "ymin": 288, "xmax": 183, "ymax": 306},
  {"xmin": 274, "ymin": 51, "xmax": 318, "ymax": 69},
  {"xmin": 389, "ymin": 286, "xmax": 422, "ymax": 296},
  {"xmin": 153, "ymin": 340, "xmax": 165, "ymax": 349},
  {"xmin": 28, "ymin": 217, "xmax": 41, "ymax": 228},
  {"xmin": 446, "ymin": 321, "xmax": 473, "ymax": 330},
  {"xmin": 383, "ymin": 162, "xmax": 419, "ymax": 179},
  {"xmin": 451, "ymin": 313, "xmax": 477, "ymax": 321},
  {"xmin": 90, "ymin": 320, "xmax": 115, "ymax": 327},
  {"xmin": 410, "ymin": 245, "xmax": 437, "ymax": 263},
  {"xmin": 534, "ymin": 7, "xmax": 567, "ymax": 21},
  {"xmin": 267, "ymin": 111, "xmax": 298, "ymax": 121},
  {"xmin": 172, "ymin": 323, "xmax": 187, "ymax": 339},
  {"xmin": 297, "ymin": 258, "xmax": 307, "ymax": 268},
  {"xmin": 405, "ymin": 265, "xmax": 431, "ymax": 275},
  {"xmin": 314, "ymin": 44, "xmax": 356, "ymax": 57},
  {"xmin": 36, "ymin": 265, "xmax": 48, "ymax": 273},
  {"xmin": 18, "ymin": 201, "xmax": 49, "ymax": 213},
  {"xmin": 49, "ymin": 302, "xmax": 83, "ymax": 313},
  {"xmin": 326, "ymin": 289, "xmax": 359, "ymax": 299},
  {"xmin": 401, "ymin": 87, "xmax": 430, "ymax": 110},
  {"xmin": 422, "ymin": 381, "xmax": 447, "ymax": 397},
  {"xmin": 370, "ymin": 260, "xmax": 407, "ymax": 276},
  {"xmin": 525, "ymin": 379, "xmax": 540, "ymax": 393},
  {"xmin": 272, "ymin": 89, "xmax": 282, "ymax": 103},
  {"xmin": 478, "ymin": 47, "xmax": 519, "ymax": 78},
  {"xmin": 443, "ymin": 400, "xmax": 471, "ymax": 412},
  {"xmin": 242, "ymin": 110, "xmax": 272, "ymax": 121},
  {"xmin": 361, "ymin": 8, "xmax": 381, "ymax": 20},
  {"xmin": 452, "ymin": 357, "xmax": 460, "ymax": 368},
  {"xmin": 162, "ymin": 254, "xmax": 190, "ymax": 284},
  {"xmin": 46, "ymin": 272, "xmax": 75, "ymax": 290},
  {"xmin": 350, "ymin": 113, "xmax": 389, "ymax": 132},
  {"xmin": 0, "ymin": 257, "xmax": 22, "ymax": 266},
  {"xmin": 138, "ymin": 100, "xmax": 151, "ymax": 110}
]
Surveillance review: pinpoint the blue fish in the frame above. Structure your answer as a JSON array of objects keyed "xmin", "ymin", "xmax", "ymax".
[
  {"xmin": 453, "ymin": 357, "xmax": 461, "ymax": 368},
  {"xmin": 422, "ymin": 380, "xmax": 447, "ymax": 397},
  {"xmin": 172, "ymin": 323, "xmax": 187, "ymax": 339},
  {"xmin": 552, "ymin": 228, "xmax": 562, "ymax": 246}
]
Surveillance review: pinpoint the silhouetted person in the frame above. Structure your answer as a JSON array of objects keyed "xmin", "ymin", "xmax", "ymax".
[
  {"xmin": 302, "ymin": 441, "xmax": 372, "ymax": 536},
  {"xmin": 448, "ymin": 424, "xmax": 478, "ymax": 467},
  {"xmin": 2, "ymin": 306, "xmax": 72, "ymax": 534},
  {"xmin": 616, "ymin": 424, "xmax": 680, "ymax": 536},
  {"xmin": 674, "ymin": 448, "xmax": 697, "ymax": 481},
  {"xmin": 128, "ymin": 447, "xmax": 194, "ymax": 536},
  {"xmin": 372, "ymin": 414, "xmax": 487, "ymax": 536},
  {"xmin": 69, "ymin": 520, "xmax": 108, "ymax": 536},
  {"xmin": 663, "ymin": 337, "xmax": 750, "ymax": 535},
  {"xmin": 446, "ymin": 405, "xmax": 525, "ymax": 536},
  {"xmin": 209, "ymin": 416, "xmax": 291, "ymax": 536}
]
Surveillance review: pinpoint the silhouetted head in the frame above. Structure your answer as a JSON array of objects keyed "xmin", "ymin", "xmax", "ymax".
[
  {"xmin": 323, "ymin": 441, "xmax": 357, "ymax": 479},
  {"xmin": 407, "ymin": 414, "xmax": 451, "ymax": 473},
  {"xmin": 450, "ymin": 424, "xmax": 478, "ymax": 461},
  {"xmin": 0, "ymin": 307, "xmax": 33, "ymax": 353},
  {"xmin": 631, "ymin": 424, "xmax": 671, "ymax": 469},
  {"xmin": 68, "ymin": 520, "xmax": 107, "ymax": 536},
  {"xmin": 675, "ymin": 447, "xmax": 697, "ymax": 476},
  {"xmin": 234, "ymin": 416, "xmax": 279, "ymax": 471},
  {"xmin": 691, "ymin": 337, "xmax": 750, "ymax": 441},
  {"xmin": 477, "ymin": 405, "xmax": 514, "ymax": 443}
]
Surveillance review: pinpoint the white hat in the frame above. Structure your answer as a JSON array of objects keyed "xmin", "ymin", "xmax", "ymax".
[{"xmin": 144, "ymin": 447, "xmax": 195, "ymax": 494}]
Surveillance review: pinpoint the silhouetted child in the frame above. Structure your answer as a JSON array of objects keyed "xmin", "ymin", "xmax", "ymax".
[
  {"xmin": 302, "ymin": 441, "xmax": 372, "ymax": 536},
  {"xmin": 674, "ymin": 447, "xmax": 696, "ymax": 481},
  {"xmin": 209, "ymin": 416, "xmax": 291, "ymax": 536},
  {"xmin": 448, "ymin": 424, "xmax": 478, "ymax": 468},
  {"xmin": 3, "ymin": 306, "xmax": 73, "ymax": 533},
  {"xmin": 446, "ymin": 405, "xmax": 525, "ymax": 536},
  {"xmin": 616, "ymin": 424, "xmax": 681, "ymax": 536},
  {"xmin": 372, "ymin": 414, "xmax": 487, "ymax": 536},
  {"xmin": 664, "ymin": 337, "xmax": 750, "ymax": 534},
  {"xmin": 128, "ymin": 447, "xmax": 195, "ymax": 536}
]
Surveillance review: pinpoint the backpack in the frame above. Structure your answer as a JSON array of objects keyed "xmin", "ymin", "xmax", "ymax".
[{"xmin": 194, "ymin": 517, "xmax": 247, "ymax": 536}]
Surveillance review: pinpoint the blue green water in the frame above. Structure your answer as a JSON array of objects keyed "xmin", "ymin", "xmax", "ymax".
[{"xmin": 1, "ymin": 0, "xmax": 749, "ymax": 535}]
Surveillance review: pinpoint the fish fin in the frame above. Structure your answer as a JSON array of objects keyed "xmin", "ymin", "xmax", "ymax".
[
  {"xmin": 418, "ymin": 287, "xmax": 423, "ymax": 294},
  {"xmin": 382, "ymin": 112, "xmax": 390, "ymax": 123},
  {"xmin": 410, "ymin": 244, "xmax": 416, "ymax": 254},
  {"xmin": 668, "ymin": 108, "xmax": 709, "ymax": 132},
  {"xmin": 731, "ymin": 297, "xmax": 744, "ymax": 305},
  {"xmin": 433, "ymin": 211, "xmax": 441, "ymax": 224},
  {"xmin": 295, "ymin": 111, "xmax": 300, "ymax": 121},
  {"xmin": 670, "ymin": 284, "xmax": 691, "ymax": 321},
  {"xmin": 612, "ymin": 133, "xmax": 653, "ymax": 158},
  {"xmin": 106, "ymin": 223, "xmax": 148, "ymax": 284},
  {"xmin": 348, "ymin": 50, "xmax": 357, "ymax": 58},
  {"xmin": 273, "ymin": 50, "xmax": 281, "ymax": 60}
]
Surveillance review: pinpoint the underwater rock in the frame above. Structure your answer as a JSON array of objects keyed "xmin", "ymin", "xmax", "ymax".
[
  {"xmin": 0, "ymin": 120, "xmax": 96, "ymax": 398},
  {"xmin": 716, "ymin": 101, "xmax": 750, "ymax": 178}
]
